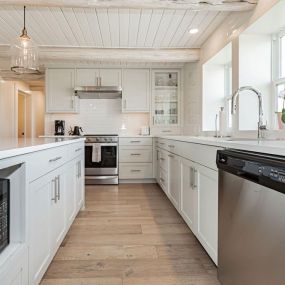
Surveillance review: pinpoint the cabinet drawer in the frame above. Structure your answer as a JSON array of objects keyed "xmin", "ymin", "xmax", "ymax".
[
  {"xmin": 119, "ymin": 163, "xmax": 153, "ymax": 179},
  {"xmin": 69, "ymin": 141, "xmax": 84, "ymax": 160},
  {"xmin": 159, "ymin": 150, "xmax": 168, "ymax": 171},
  {"xmin": 27, "ymin": 146, "xmax": 68, "ymax": 182},
  {"xmin": 119, "ymin": 149, "xmax": 152, "ymax": 163},
  {"xmin": 119, "ymin": 137, "xmax": 153, "ymax": 146}
]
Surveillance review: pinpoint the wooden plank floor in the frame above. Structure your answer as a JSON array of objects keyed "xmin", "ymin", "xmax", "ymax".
[{"xmin": 41, "ymin": 183, "xmax": 220, "ymax": 285}]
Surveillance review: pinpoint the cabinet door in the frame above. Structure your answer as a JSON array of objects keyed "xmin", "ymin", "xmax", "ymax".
[
  {"xmin": 49, "ymin": 172, "xmax": 66, "ymax": 251},
  {"xmin": 99, "ymin": 69, "xmax": 121, "ymax": 86},
  {"xmin": 122, "ymin": 69, "xmax": 150, "ymax": 112},
  {"xmin": 46, "ymin": 69, "xmax": 76, "ymax": 113},
  {"xmin": 196, "ymin": 164, "xmax": 218, "ymax": 264},
  {"xmin": 167, "ymin": 153, "xmax": 181, "ymax": 210},
  {"xmin": 180, "ymin": 158, "xmax": 197, "ymax": 235},
  {"xmin": 29, "ymin": 176, "xmax": 51, "ymax": 285},
  {"xmin": 76, "ymin": 158, "xmax": 84, "ymax": 211},
  {"xmin": 64, "ymin": 162, "xmax": 77, "ymax": 227},
  {"xmin": 76, "ymin": 69, "xmax": 99, "ymax": 86}
]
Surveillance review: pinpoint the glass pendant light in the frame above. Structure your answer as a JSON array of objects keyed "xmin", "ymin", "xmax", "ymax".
[{"xmin": 10, "ymin": 6, "xmax": 40, "ymax": 74}]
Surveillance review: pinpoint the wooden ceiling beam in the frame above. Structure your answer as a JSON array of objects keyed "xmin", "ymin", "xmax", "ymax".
[
  {"xmin": 0, "ymin": 46, "xmax": 200, "ymax": 63},
  {"xmin": 0, "ymin": 0, "xmax": 258, "ymax": 11}
]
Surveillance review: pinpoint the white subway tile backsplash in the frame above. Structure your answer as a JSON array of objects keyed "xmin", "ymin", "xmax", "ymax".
[{"xmin": 45, "ymin": 99, "xmax": 149, "ymax": 135}]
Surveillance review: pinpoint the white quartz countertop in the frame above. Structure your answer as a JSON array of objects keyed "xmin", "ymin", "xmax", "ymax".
[
  {"xmin": 158, "ymin": 136, "xmax": 285, "ymax": 156},
  {"xmin": 0, "ymin": 137, "xmax": 85, "ymax": 160}
]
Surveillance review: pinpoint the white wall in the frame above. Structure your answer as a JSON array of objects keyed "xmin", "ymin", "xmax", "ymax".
[
  {"xmin": 0, "ymin": 81, "xmax": 45, "ymax": 139},
  {"xmin": 0, "ymin": 81, "xmax": 16, "ymax": 138},
  {"xmin": 45, "ymin": 99, "xmax": 149, "ymax": 135}
]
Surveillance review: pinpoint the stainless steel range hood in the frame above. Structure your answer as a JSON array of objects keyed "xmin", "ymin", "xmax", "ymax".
[{"xmin": 75, "ymin": 86, "xmax": 122, "ymax": 99}]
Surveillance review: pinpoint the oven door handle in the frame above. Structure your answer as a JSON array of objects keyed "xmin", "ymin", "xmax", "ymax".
[{"xmin": 85, "ymin": 143, "xmax": 118, "ymax": 147}]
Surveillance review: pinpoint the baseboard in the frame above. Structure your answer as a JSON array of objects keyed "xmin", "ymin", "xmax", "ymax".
[{"xmin": 119, "ymin": 179, "xmax": 156, "ymax": 184}]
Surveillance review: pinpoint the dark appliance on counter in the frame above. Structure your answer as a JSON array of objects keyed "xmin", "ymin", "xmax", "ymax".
[
  {"xmin": 0, "ymin": 178, "xmax": 10, "ymax": 253},
  {"xmin": 54, "ymin": 120, "xmax": 65, "ymax": 136},
  {"xmin": 70, "ymin": 126, "xmax": 83, "ymax": 136},
  {"xmin": 85, "ymin": 134, "xmax": 118, "ymax": 185},
  {"xmin": 217, "ymin": 149, "xmax": 285, "ymax": 285}
]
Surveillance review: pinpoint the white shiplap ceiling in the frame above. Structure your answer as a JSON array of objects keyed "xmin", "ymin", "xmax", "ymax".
[{"xmin": 0, "ymin": 6, "xmax": 230, "ymax": 49}]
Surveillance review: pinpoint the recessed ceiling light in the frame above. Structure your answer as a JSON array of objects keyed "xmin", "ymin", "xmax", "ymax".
[{"xmin": 189, "ymin": 28, "xmax": 199, "ymax": 34}]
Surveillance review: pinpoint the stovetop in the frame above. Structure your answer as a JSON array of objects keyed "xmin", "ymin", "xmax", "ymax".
[
  {"xmin": 84, "ymin": 134, "xmax": 118, "ymax": 137},
  {"xmin": 84, "ymin": 134, "xmax": 119, "ymax": 143}
]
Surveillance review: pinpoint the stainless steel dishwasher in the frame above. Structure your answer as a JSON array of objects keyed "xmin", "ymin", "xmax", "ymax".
[{"xmin": 217, "ymin": 149, "xmax": 285, "ymax": 285}]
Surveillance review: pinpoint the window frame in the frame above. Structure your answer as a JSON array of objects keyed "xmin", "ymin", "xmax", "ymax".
[{"xmin": 272, "ymin": 29, "xmax": 285, "ymax": 128}]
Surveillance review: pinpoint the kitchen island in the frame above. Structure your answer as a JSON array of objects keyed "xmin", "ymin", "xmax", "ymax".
[{"xmin": 0, "ymin": 137, "xmax": 85, "ymax": 285}]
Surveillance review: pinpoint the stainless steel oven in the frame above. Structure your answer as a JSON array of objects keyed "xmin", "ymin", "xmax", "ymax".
[{"xmin": 85, "ymin": 135, "xmax": 118, "ymax": 185}]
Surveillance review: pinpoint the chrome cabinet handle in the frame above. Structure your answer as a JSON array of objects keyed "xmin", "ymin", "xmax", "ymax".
[
  {"xmin": 51, "ymin": 178, "xmax": 57, "ymax": 203},
  {"xmin": 78, "ymin": 161, "xmax": 81, "ymax": 178},
  {"xmin": 130, "ymin": 140, "xmax": 141, "ymax": 143},
  {"xmin": 99, "ymin": 77, "xmax": 102, "ymax": 86},
  {"xmin": 131, "ymin": 169, "xmax": 141, "ymax": 172},
  {"xmin": 190, "ymin": 167, "xmax": 194, "ymax": 188},
  {"xmin": 159, "ymin": 142, "xmax": 165, "ymax": 145},
  {"xmin": 168, "ymin": 145, "xmax": 175, "ymax": 148},
  {"xmin": 124, "ymin": 99, "xmax": 127, "ymax": 109},
  {"xmin": 131, "ymin": 153, "xmax": 141, "ymax": 156},
  {"xmin": 56, "ymin": 175, "xmax": 60, "ymax": 201},
  {"xmin": 75, "ymin": 148, "xmax": 81, "ymax": 152},
  {"xmin": 49, "ymin": 156, "xmax": 62, "ymax": 163},
  {"xmin": 193, "ymin": 168, "xmax": 198, "ymax": 189},
  {"xmin": 160, "ymin": 158, "xmax": 165, "ymax": 161},
  {"xmin": 96, "ymin": 77, "xmax": 99, "ymax": 86},
  {"xmin": 168, "ymin": 154, "xmax": 174, "ymax": 158},
  {"xmin": 162, "ymin": 130, "xmax": 171, "ymax": 133}
]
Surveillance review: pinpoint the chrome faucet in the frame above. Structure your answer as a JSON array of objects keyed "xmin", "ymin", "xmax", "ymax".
[{"xmin": 231, "ymin": 86, "xmax": 266, "ymax": 139}]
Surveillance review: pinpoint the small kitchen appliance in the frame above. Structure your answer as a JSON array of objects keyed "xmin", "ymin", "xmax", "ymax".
[
  {"xmin": 71, "ymin": 126, "xmax": 83, "ymax": 136},
  {"xmin": 54, "ymin": 120, "xmax": 65, "ymax": 136}
]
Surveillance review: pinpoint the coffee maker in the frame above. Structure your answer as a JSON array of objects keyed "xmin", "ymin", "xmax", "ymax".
[{"xmin": 54, "ymin": 120, "xmax": 65, "ymax": 136}]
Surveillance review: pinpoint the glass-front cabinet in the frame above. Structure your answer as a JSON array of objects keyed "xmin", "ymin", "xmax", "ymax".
[{"xmin": 151, "ymin": 70, "xmax": 181, "ymax": 134}]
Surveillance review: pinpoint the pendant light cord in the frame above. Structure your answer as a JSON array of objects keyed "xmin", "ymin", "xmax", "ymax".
[{"xmin": 23, "ymin": 6, "xmax": 26, "ymax": 30}]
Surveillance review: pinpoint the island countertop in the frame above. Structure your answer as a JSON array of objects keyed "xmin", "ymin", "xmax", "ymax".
[{"xmin": 0, "ymin": 137, "xmax": 85, "ymax": 160}]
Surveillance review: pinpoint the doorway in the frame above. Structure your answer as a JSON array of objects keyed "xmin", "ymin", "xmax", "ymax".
[{"xmin": 18, "ymin": 91, "xmax": 32, "ymax": 138}]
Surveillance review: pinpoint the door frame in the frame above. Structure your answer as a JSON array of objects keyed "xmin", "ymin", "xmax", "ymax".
[{"xmin": 16, "ymin": 89, "xmax": 32, "ymax": 138}]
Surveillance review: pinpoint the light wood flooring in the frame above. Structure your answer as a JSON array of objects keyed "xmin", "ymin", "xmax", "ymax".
[{"xmin": 41, "ymin": 183, "xmax": 220, "ymax": 285}]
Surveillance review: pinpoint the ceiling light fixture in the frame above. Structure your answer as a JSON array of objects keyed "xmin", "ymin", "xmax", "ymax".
[
  {"xmin": 189, "ymin": 28, "xmax": 199, "ymax": 34},
  {"xmin": 10, "ymin": 6, "xmax": 40, "ymax": 74}
]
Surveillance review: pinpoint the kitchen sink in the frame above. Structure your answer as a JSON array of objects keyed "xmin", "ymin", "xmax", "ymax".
[{"xmin": 225, "ymin": 138, "xmax": 285, "ymax": 142}]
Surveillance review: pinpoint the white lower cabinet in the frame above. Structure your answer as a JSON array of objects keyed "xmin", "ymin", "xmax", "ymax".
[
  {"xmin": 28, "ymin": 147, "xmax": 85, "ymax": 285},
  {"xmin": 29, "ymin": 174, "xmax": 53, "ymax": 285},
  {"xmin": 167, "ymin": 153, "xmax": 181, "ymax": 210},
  {"xmin": 50, "ymin": 170, "xmax": 66, "ymax": 251},
  {"xmin": 156, "ymin": 139, "xmax": 219, "ymax": 265},
  {"xmin": 65, "ymin": 162, "xmax": 77, "ymax": 227},
  {"xmin": 180, "ymin": 158, "xmax": 197, "ymax": 235},
  {"xmin": 195, "ymin": 164, "xmax": 218, "ymax": 264},
  {"xmin": 75, "ymin": 158, "xmax": 84, "ymax": 210}
]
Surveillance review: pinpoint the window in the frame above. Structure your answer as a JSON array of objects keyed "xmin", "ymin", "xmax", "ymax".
[{"xmin": 273, "ymin": 30, "xmax": 285, "ymax": 129}]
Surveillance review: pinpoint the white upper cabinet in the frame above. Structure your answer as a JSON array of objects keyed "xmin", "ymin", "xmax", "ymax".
[
  {"xmin": 99, "ymin": 69, "xmax": 122, "ymax": 86},
  {"xmin": 46, "ymin": 69, "xmax": 77, "ymax": 113},
  {"xmin": 151, "ymin": 69, "xmax": 181, "ymax": 135},
  {"xmin": 122, "ymin": 69, "xmax": 150, "ymax": 112},
  {"xmin": 75, "ymin": 68, "xmax": 121, "ymax": 86},
  {"xmin": 76, "ymin": 69, "xmax": 99, "ymax": 86}
]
